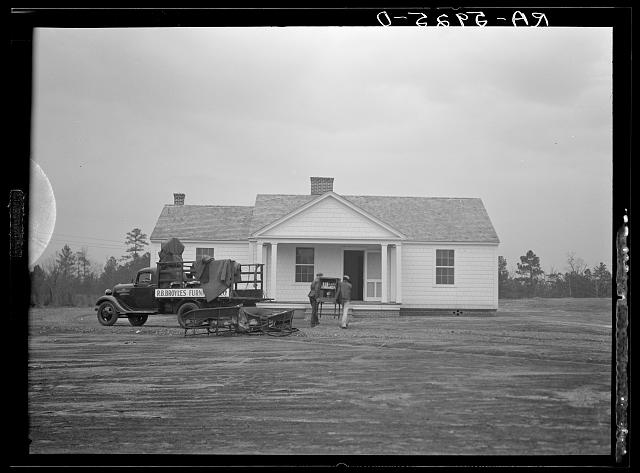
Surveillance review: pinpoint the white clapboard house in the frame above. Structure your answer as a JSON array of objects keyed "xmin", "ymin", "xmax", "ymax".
[{"xmin": 149, "ymin": 177, "xmax": 500, "ymax": 316}]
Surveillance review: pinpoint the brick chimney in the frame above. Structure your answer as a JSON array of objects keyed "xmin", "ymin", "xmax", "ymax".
[
  {"xmin": 310, "ymin": 177, "xmax": 334, "ymax": 195},
  {"xmin": 173, "ymin": 193, "xmax": 185, "ymax": 206}
]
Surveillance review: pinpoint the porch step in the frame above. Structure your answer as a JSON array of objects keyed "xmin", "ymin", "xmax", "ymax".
[
  {"xmin": 399, "ymin": 308, "xmax": 498, "ymax": 317},
  {"xmin": 257, "ymin": 302, "xmax": 401, "ymax": 319},
  {"xmin": 352, "ymin": 309, "xmax": 399, "ymax": 318}
]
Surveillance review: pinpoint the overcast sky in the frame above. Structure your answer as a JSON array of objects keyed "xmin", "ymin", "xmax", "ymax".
[{"xmin": 30, "ymin": 26, "xmax": 612, "ymax": 274}]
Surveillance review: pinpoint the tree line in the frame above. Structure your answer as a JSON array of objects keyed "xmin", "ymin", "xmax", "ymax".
[
  {"xmin": 30, "ymin": 234, "xmax": 613, "ymax": 306},
  {"xmin": 499, "ymin": 250, "xmax": 612, "ymax": 299},
  {"xmin": 30, "ymin": 228, "xmax": 151, "ymax": 307}
]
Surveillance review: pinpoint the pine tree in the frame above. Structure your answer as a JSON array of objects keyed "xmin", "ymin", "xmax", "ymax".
[
  {"xmin": 56, "ymin": 244, "xmax": 76, "ymax": 278},
  {"xmin": 30, "ymin": 264, "xmax": 46, "ymax": 306},
  {"xmin": 592, "ymin": 262, "xmax": 612, "ymax": 298},
  {"xmin": 516, "ymin": 250, "xmax": 544, "ymax": 297},
  {"xmin": 100, "ymin": 256, "xmax": 120, "ymax": 290},
  {"xmin": 124, "ymin": 228, "xmax": 149, "ymax": 261},
  {"xmin": 55, "ymin": 245, "xmax": 77, "ymax": 305}
]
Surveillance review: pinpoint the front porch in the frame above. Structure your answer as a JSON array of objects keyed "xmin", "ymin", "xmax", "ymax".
[
  {"xmin": 253, "ymin": 240, "xmax": 404, "ymax": 305},
  {"xmin": 256, "ymin": 300, "xmax": 402, "ymax": 319}
]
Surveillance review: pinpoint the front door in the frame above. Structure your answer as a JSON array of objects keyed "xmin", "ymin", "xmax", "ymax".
[{"xmin": 343, "ymin": 250, "xmax": 364, "ymax": 301}]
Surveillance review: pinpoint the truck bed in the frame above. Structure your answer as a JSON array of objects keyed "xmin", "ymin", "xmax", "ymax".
[{"xmin": 156, "ymin": 260, "xmax": 264, "ymax": 299}]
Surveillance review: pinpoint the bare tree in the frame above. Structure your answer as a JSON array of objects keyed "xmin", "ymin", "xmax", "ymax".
[
  {"xmin": 566, "ymin": 251, "xmax": 588, "ymax": 275},
  {"xmin": 41, "ymin": 255, "xmax": 60, "ymax": 305}
]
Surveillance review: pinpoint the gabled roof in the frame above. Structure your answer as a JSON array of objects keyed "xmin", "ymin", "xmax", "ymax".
[
  {"xmin": 250, "ymin": 192, "xmax": 407, "ymax": 239},
  {"xmin": 151, "ymin": 194, "xmax": 500, "ymax": 243},
  {"xmin": 345, "ymin": 195, "xmax": 499, "ymax": 243},
  {"xmin": 150, "ymin": 205, "xmax": 254, "ymax": 241},
  {"xmin": 249, "ymin": 194, "xmax": 317, "ymax": 234},
  {"xmin": 251, "ymin": 194, "xmax": 498, "ymax": 243}
]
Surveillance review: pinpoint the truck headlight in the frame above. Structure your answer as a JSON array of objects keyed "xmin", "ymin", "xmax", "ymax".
[{"xmin": 105, "ymin": 289, "xmax": 113, "ymax": 295}]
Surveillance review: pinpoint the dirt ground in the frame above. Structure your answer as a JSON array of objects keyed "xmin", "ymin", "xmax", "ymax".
[{"xmin": 25, "ymin": 298, "xmax": 612, "ymax": 460}]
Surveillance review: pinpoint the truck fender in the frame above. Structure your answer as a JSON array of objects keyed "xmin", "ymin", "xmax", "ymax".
[{"xmin": 94, "ymin": 295, "xmax": 128, "ymax": 315}]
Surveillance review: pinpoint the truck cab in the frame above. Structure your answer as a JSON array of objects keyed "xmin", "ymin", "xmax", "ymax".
[{"xmin": 114, "ymin": 267, "xmax": 158, "ymax": 311}]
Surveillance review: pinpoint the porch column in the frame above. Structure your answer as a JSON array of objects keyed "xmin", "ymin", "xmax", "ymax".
[
  {"xmin": 381, "ymin": 243, "xmax": 388, "ymax": 303},
  {"xmin": 395, "ymin": 244, "xmax": 402, "ymax": 303},
  {"xmin": 255, "ymin": 241, "xmax": 263, "ymax": 265},
  {"xmin": 255, "ymin": 241, "xmax": 264, "ymax": 296},
  {"xmin": 270, "ymin": 243, "xmax": 278, "ymax": 301}
]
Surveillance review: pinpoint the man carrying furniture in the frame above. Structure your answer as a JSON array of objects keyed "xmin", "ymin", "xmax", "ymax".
[
  {"xmin": 308, "ymin": 272, "xmax": 323, "ymax": 327},
  {"xmin": 335, "ymin": 275, "xmax": 352, "ymax": 329}
]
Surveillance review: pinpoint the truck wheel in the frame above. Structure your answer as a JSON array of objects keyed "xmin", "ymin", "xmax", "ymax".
[
  {"xmin": 127, "ymin": 314, "xmax": 148, "ymax": 326},
  {"xmin": 97, "ymin": 301, "xmax": 119, "ymax": 326},
  {"xmin": 177, "ymin": 302, "xmax": 199, "ymax": 328}
]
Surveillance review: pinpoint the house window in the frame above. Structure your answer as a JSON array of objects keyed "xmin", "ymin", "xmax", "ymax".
[
  {"xmin": 295, "ymin": 247, "xmax": 314, "ymax": 282},
  {"xmin": 436, "ymin": 249, "xmax": 455, "ymax": 285},
  {"xmin": 196, "ymin": 247, "xmax": 215, "ymax": 259}
]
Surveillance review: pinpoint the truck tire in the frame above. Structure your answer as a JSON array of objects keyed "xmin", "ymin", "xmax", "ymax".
[
  {"xmin": 97, "ymin": 301, "xmax": 119, "ymax": 326},
  {"xmin": 177, "ymin": 302, "xmax": 200, "ymax": 328},
  {"xmin": 127, "ymin": 314, "xmax": 148, "ymax": 326}
]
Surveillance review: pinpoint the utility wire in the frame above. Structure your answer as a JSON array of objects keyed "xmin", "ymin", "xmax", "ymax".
[
  {"xmin": 31, "ymin": 230, "xmax": 134, "ymax": 244},
  {"xmin": 43, "ymin": 236, "xmax": 126, "ymax": 248},
  {"xmin": 33, "ymin": 230, "xmax": 152, "ymax": 251},
  {"xmin": 44, "ymin": 242, "xmax": 127, "ymax": 251}
]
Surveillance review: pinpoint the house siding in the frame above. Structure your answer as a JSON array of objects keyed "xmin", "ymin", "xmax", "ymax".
[
  {"xmin": 260, "ymin": 197, "xmax": 399, "ymax": 240},
  {"xmin": 265, "ymin": 242, "xmax": 497, "ymax": 309},
  {"xmin": 269, "ymin": 244, "xmax": 344, "ymax": 301},
  {"xmin": 401, "ymin": 243, "xmax": 497, "ymax": 309},
  {"xmin": 149, "ymin": 240, "xmax": 497, "ymax": 310},
  {"xmin": 149, "ymin": 242, "xmax": 162, "ymax": 265}
]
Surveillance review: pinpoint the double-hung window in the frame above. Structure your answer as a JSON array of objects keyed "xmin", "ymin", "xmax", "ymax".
[
  {"xmin": 436, "ymin": 249, "xmax": 455, "ymax": 285},
  {"xmin": 295, "ymin": 248, "xmax": 314, "ymax": 282},
  {"xmin": 196, "ymin": 247, "xmax": 215, "ymax": 259}
]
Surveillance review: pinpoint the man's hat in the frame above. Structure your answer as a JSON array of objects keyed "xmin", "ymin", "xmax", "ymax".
[
  {"xmin": 316, "ymin": 272, "xmax": 323, "ymax": 277},
  {"xmin": 343, "ymin": 275, "xmax": 350, "ymax": 280}
]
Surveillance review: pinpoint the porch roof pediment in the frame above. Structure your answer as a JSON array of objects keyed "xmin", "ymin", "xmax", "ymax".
[{"xmin": 251, "ymin": 192, "xmax": 406, "ymax": 240}]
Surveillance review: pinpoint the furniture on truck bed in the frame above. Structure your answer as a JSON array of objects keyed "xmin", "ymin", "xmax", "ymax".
[{"xmin": 157, "ymin": 260, "xmax": 264, "ymax": 299}]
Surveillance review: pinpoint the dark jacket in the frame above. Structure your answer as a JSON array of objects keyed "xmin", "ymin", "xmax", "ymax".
[
  {"xmin": 335, "ymin": 280, "xmax": 352, "ymax": 303},
  {"xmin": 308, "ymin": 277, "xmax": 322, "ymax": 299}
]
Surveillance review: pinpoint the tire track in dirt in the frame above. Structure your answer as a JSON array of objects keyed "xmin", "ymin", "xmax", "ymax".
[{"xmin": 28, "ymin": 300, "xmax": 612, "ymax": 455}]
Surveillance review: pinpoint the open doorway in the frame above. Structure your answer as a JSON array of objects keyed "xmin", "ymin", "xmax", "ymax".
[{"xmin": 343, "ymin": 250, "xmax": 364, "ymax": 301}]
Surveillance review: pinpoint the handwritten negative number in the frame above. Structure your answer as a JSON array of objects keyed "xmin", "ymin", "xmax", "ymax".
[{"xmin": 376, "ymin": 10, "xmax": 548, "ymax": 27}]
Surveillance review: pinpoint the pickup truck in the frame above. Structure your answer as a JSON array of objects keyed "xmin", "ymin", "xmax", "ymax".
[{"xmin": 94, "ymin": 260, "xmax": 265, "ymax": 328}]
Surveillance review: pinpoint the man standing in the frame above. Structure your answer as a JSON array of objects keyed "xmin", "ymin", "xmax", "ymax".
[
  {"xmin": 308, "ymin": 272, "xmax": 323, "ymax": 327},
  {"xmin": 335, "ymin": 275, "xmax": 352, "ymax": 329}
]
